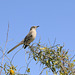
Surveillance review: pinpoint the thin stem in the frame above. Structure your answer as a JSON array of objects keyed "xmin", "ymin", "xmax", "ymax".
[{"xmin": 0, "ymin": 23, "xmax": 9, "ymax": 75}]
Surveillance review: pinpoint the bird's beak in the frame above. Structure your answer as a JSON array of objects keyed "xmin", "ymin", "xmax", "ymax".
[{"xmin": 37, "ymin": 26, "xmax": 39, "ymax": 28}]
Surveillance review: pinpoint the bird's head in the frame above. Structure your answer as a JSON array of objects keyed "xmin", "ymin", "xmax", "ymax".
[{"xmin": 30, "ymin": 26, "xmax": 39, "ymax": 30}]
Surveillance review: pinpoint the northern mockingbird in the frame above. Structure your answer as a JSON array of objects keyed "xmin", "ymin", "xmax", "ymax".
[{"xmin": 7, "ymin": 26, "xmax": 39, "ymax": 54}]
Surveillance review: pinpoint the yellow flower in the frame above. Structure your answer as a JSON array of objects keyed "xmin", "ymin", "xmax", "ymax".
[
  {"xmin": 73, "ymin": 60, "xmax": 75, "ymax": 62},
  {"xmin": 10, "ymin": 69, "xmax": 14, "ymax": 75},
  {"xmin": 40, "ymin": 47, "xmax": 46, "ymax": 50},
  {"xmin": 46, "ymin": 60, "xmax": 48, "ymax": 63},
  {"xmin": 65, "ymin": 71, "xmax": 67, "ymax": 74},
  {"xmin": 27, "ymin": 68, "xmax": 30, "ymax": 72}
]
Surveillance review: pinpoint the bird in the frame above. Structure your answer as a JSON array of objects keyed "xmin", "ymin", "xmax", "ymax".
[{"xmin": 7, "ymin": 26, "xmax": 39, "ymax": 54}]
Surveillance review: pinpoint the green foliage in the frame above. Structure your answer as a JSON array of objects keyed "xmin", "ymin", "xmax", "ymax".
[
  {"xmin": 0, "ymin": 42, "xmax": 75, "ymax": 75},
  {"xmin": 28, "ymin": 42, "xmax": 75, "ymax": 75}
]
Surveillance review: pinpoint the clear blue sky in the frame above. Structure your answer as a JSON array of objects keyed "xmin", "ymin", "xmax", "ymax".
[{"xmin": 0, "ymin": 0, "xmax": 75, "ymax": 75}]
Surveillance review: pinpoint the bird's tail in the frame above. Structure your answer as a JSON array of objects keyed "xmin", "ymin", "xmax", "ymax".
[{"xmin": 7, "ymin": 41, "xmax": 24, "ymax": 54}]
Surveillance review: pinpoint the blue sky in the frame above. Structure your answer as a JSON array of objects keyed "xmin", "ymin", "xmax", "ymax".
[{"xmin": 0, "ymin": 0, "xmax": 75, "ymax": 75}]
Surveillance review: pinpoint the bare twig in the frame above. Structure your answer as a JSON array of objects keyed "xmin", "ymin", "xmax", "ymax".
[{"xmin": 0, "ymin": 23, "xmax": 9, "ymax": 74}]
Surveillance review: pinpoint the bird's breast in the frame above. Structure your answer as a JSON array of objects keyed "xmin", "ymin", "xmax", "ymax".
[{"xmin": 31, "ymin": 30, "xmax": 36, "ymax": 39}]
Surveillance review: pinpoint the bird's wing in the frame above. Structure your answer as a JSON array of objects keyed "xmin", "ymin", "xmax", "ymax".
[{"xmin": 24, "ymin": 31, "xmax": 33, "ymax": 45}]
